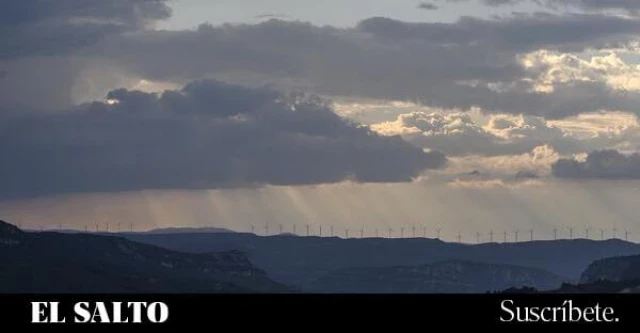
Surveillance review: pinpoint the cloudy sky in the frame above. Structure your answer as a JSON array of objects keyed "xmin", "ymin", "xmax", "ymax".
[{"xmin": 2, "ymin": 0, "xmax": 640, "ymax": 241}]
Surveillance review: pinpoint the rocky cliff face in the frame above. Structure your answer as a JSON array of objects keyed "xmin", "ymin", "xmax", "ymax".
[
  {"xmin": 0, "ymin": 220, "xmax": 290, "ymax": 293},
  {"xmin": 0, "ymin": 220, "xmax": 24, "ymax": 246},
  {"xmin": 580, "ymin": 255, "xmax": 640, "ymax": 284}
]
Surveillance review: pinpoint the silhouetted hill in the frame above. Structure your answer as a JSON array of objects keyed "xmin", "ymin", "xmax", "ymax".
[
  {"xmin": 0, "ymin": 221, "xmax": 289, "ymax": 293},
  {"xmin": 305, "ymin": 260, "xmax": 567, "ymax": 293},
  {"xmin": 580, "ymin": 255, "xmax": 640, "ymax": 284},
  {"xmin": 146, "ymin": 226, "xmax": 235, "ymax": 234},
  {"xmin": 124, "ymin": 233, "xmax": 640, "ymax": 290}
]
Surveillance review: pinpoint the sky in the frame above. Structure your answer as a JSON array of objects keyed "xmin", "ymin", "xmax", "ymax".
[{"xmin": 2, "ymin": 0, "xmax": 640, "ymax": 241}]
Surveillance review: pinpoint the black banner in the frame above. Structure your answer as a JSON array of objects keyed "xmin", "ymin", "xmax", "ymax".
[{"xmin": 0, "ymin": 294, "xmax": 638, "ymax": 331}]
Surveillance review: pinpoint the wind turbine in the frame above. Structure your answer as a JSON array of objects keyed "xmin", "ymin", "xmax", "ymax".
[
  {"xmin": 457, "ymin": 231, "xmax": 462, "ymax": 243},
  {"xmin": 585, "ymin": 226, "xmax": 589, "ymax": 240},
  {"xmin": 250, "ymin": 224, "xmax": 255, "ymax": 234},
  {"xmin": 319, "ymin": 225, "xmax": 323, "ymax": 237},
  {"xmin": 345, "ymin": 228, "xmax": 350, "ymax": 239},
  {"xmin": 625, "ymin": 230, "xmax": 631, "ymax": 242},
  {"xmin": 613, "ymin": 227, "xmax": 618, "ymax": 239},
  {"xmin": 130, "ymin": 221, "xmax": 133, "ymax": 232},
  {"xmin": 375, "ymin": 228, "xmax": 379, "ymax": 238},
  {"xmin": 388, "ymin": 228, "xmax": 393, "ymax": 238},
  {"xmin": 600, "ymin": 229, "xmax": 604, "ymax": 240},
  {"xmin": 476, "ymin": 232, "xmax": 480, "ymax": 244},
  {"xmin": 293, "ymin": 224, "xmax": 297, "ymax": 235},
  {"xmin": 489, "ymin": 230, "xmax": 494, "ymax": 243},
  {"xmin": 436, "ymin": 228, "xmax": 441, "ymax": 240},
  {"xmin": 503, "ymin": 230, "xmax": 507, "ymax": 243},
  {"xmin": 117, "ymin": 222, "xmax": 121, "ymax": 232},
  {"xmin": 400, "ymin": 227, "xmax": 405, "ymax": 238},
  {"xmin": 106, "ymin": 222, "xmax": 109, "ymax": 233},
  {"xmin": 569, "ymin": 227, "xmax": 573, "ymax": 240},
  {"xmin": 330, "ymin": 225, "xmax": 334, "ymax": 237},
  {"xmin": 360, "ymin": 228, "xmax": 364, "ymax": 238},
  {"xmin": 412, "ymin": 224, "xmax": 416, "ymax": 238},
  {"xmin": 514, "ymin": 229, "xmax": 519, "ymax": 243},
  {"xmin": 423, "ymin": 225, "xmax": 427, "ymax": 238},
  {"xmin": 553, "ymin": 228, "xmax": 558, "ymax": 240},
  {"xmin": 529, "ymin": 229, "xmax": 534, "ymax": 242},
  {"xmin": 265, "ymin": 223, "xmax": 269, "ymax": 236},
  {"xmin": 306, "ymin": 224, "xmax": 310, "ymax": 237},
  {"xmin": 95, "ymin": 222, "xmax": 99, "ymax": 232}
]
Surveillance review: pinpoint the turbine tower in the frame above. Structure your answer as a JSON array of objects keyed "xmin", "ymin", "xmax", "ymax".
[
  {"xmin": 345, "ymin": 228, "xmax": 349, "ymax": 239},
  {"xmin": 250, "ymin": 224, "xmax": 255, "ymax": 234},
  {"xmin": 306, "ymin": 224, "xmax": 310, "ymax": 237},
  {"xmin": 95, "ymin": 222, "xmax": 99, "ymax": 232},
  {"xmin": 423, "ymin": 225, "xmax": 427, "ymax": 238},
  {"xmin": 130, "ymin": 221, "xmax": 133, "ymax": 232},
  {"xmin": 569, "ymin": 227, "xmax": 573, "ymax": 240},
  {"xmin": 360, "ymin": 228, "xmax": 364, "ymax": 238},
  {"xmin": 388, "ymin": 228, "xmax": 393, "ymax": 238},
  {"xmin": 117, "ymin": 222, "xmax": 121, "ymax": 232},
  {"xmin": 553, "ymin": 228, "xmax": 558, "ymax": 240},
  {"xmin": 529, "ymin": 229, "xmax": 534, "ymax": 242},
  {"xmin": 613, "ymin": 227, "xmax": 618, "ymax": 239},
  {"xmin": 265, "ymin": 223, "xmax": 269, "ymax": 236},
  {"xmin": 457, "ymin": 231, "xmax": 462, "ymax": 243},
  {"xmin": 489, "ymin": 230, "xmax": 494, "ymax": 243},
  {"xmin": 514, "ymin": 229, "xmax": 519, "ymax": 243},
  {"xmin": 330, "ymin": 225, "xmax": 334, "ymax": 237},
  {"xmin": 375, "ymin": 228, "xmax": 379, "ymax": 238},
  {"xmin": 503, "ymin": 230, "xmax": 507, "ymax": 242},
  {"xmin": 293, "ymin": 224, "xmax": 297, "ymax": 235},
  {"xmin": 412, "ymin": 224, "xmax": 416, "ymax": 238},
  {"xmin": 476, "ymin": 232, "xmax": 480, "ymax": 244},
  {"xmin": 436, "ymin": 228, "xmax": 441, "ymax": 240},
  {"xmin": 400, "ymin": 227, "xmax": 404, "ymax": 238},
  {"xmin": 106, "ymin": 222, "xmax": 109, "ymax": 232},
  {"xmin": 585, "ymin": 227, "xmax": 589, "ymax": 240},
  {"xmin": 319, "ymin": 225, "xmax": 323, "ymax": 237},
  {"xmin": 625, "ymin": 230, "xmax": 631, "ymax": 241},
  {"xmin": 600, "ymin": 229, "xmax": 604, "ymax": 240}
]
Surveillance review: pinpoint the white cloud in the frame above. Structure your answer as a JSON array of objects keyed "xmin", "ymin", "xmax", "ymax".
[{"xmin": 520, "ymin": 49, "xmax": 640, "ymax": 93}]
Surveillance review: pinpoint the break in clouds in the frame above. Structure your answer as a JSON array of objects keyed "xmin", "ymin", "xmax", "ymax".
[{"xmin": 0, "ymin": 80, "xmax": 445, "ymax": 199}]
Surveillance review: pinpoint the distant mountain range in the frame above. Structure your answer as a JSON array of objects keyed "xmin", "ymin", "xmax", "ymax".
[
  {"xmin": 146, "ymin": 226, "xmax": 236, "ymax": 234},
  {"xmin": 5, "ymin": 218, "xmax": 640, "ymax": 294},
  {"xmin": 124, "ymin": 233, "xmax": 640, "ymax": 291},
  {"xmin": 305, "ymin": 260, "xmax": 567, "ymax": 293},
  {"xmin": 0, "ymin": 220, "xmax": 289, "ymax": 293}
]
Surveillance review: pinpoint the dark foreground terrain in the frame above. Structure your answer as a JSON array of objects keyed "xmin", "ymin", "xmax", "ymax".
[
  {"xmin": 0, "ymin": 220, "xmax": 289, "ymax": 293},
  {"xmin": 125, "ymin": 232, "xmax": 640, "ymax": 291}
]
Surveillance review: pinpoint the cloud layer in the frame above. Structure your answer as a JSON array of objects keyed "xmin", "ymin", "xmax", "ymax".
[
  {"xmin": 0, "ymin": 0, "xmax": 171, "ymax": 59},
  {"xmin": 553, "ymin": 149, "xmax": 640, "ymax": 179},
  {"xmin": 0, "ymin": 80, "xmax": 445, "ymax": 199}
]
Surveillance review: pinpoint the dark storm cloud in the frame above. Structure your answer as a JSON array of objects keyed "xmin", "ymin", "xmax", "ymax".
[
  {"xmin": 0, "ymin": 0, "xmax": 171, "ymax": 58},
  {"xmin": 5, "ymin": 1, "xmax": 640, "ymax": 118},
  {"xmin": 97, "ymin": 15, "xmax": 640, "ymax": 118},
  {"xmin": 0, "ymin": 80, "xmax": 446, "ymax": 199},
  {"xmin": 552, "ymin": 150, "xmax": 640, "ymax": 179}
]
